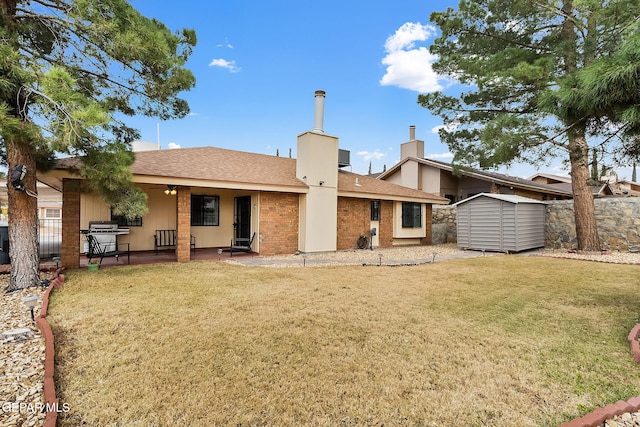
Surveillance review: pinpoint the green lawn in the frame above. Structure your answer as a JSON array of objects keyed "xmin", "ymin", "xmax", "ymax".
[{"xmin": 49, "ymin": 256, "xmax": 640, "ymax": 426}]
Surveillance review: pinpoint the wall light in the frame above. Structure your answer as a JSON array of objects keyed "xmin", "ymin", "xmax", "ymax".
[{"xmin": 164, "ymin": 185, "xmax": 177, "ymax": 195}]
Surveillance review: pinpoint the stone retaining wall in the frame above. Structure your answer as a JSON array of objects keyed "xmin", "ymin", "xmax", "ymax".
[{"xmin": 432, "ymin": 198, "xmax": 640, "ymax": 251}]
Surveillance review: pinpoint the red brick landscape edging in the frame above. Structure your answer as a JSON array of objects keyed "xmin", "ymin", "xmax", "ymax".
[
  {"xmin": 35, "ymin": 270, "xmax": 65, "ymax": 427},
  {"xmin": 558, "ymin": 324, "xmax": 640, "ymax": 427}
]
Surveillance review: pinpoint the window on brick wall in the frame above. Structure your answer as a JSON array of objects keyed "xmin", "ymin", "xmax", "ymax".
[
  {"xmin": 191, "ymin": 195, "xmax": 219, "ymax": 226},
  {"xmin": 402, "ymin": 202, "xmax": 422, "ymax": 228},
  {"xmin": 371, "ymin": 200, "xmax": 380, "ymax": 221}
]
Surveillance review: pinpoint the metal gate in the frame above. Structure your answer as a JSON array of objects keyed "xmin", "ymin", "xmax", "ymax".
[{"xmin": 39, "ymin": 219, "xmax": 62, "ymax": 259}]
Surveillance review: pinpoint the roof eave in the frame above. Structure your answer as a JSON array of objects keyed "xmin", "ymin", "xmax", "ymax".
[{"xmin": 338, "ymin": 190, "xmax": 449, "ymax": 204}]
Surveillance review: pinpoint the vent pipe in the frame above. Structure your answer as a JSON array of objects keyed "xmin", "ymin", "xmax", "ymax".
[
  {"xmin": 409, "ymin": 125, "xmax": 416, "ymax": 141},
  {"xmin": 313, "ymin": 90, "xmax": 326, "ymax": 133}
]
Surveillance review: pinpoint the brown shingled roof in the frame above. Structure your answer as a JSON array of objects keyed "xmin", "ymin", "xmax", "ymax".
[
  {"xmin": 338, "ymin": 170, "xmax": 448, "ymax": 204},
  {"xmin": 53, "ymin": 146, "xmax": 448, "ymax": 203},
  {"xmin": 131, "ymin": 146, "xmax": 305, "ymax": 188}
]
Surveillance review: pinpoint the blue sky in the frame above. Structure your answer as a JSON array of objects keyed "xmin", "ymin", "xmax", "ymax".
[{"xmin": 128, "ymin": 0, "xmax": 634, "ymax": 181}]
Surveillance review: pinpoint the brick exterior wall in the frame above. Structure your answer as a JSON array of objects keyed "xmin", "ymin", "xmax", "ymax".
[
  {"xmin": 176, "ymin": 187, "xmax": 191, "ymax": 262},
  {"xmin": 259, "ymin": 192, "xmax": 299, "ymax": 255},
  {"xmin": 420, "ymin": 203, "xmax": 433, "ymax": 245},
  {"xmin": 336, "ymin": 198, "xmax": 398, "ymax": 250},
  {"xmin": 337, "ymin": 197, "xmax": 370, "ymax": 250},
  {"xmin": 379, "ymin": 200, "xmax": 393, "ymax": 248},
  {"xmin": 61, "ymin": 179, "xmax": 81, "ymax": 269}
]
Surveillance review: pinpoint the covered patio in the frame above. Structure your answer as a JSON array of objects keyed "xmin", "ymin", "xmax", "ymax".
[{"xmin": 78, "ymin": 247, "xmax": 256, "ymax": 269}]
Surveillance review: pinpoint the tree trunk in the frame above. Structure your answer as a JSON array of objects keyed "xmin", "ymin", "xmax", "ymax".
[
  {"xmin": 568, "ymin": 131, "xmax": 600, "ymax": 252},
  {"xmin": 5, "ymin": 137, "xmax": 41, "ymax": 292}
]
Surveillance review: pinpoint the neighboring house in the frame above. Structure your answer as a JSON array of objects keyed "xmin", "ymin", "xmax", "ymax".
[
  {"xmin": 529, "ymin": 173, "xmax": 617, "ymax": 197},
  {"xmin": 38, "ymin": 91, "xmax": 449, "ymax": 269},
  {"xmin": 378, "ymin": 126, "xmax": 573, "ymax": 202},
  {"xmin": 611, "ymin": 180, "xmax": 640, "ymax": 197},
  {"xmin": 0, "ymin": 182, "xmax": 62, "ymax": 221}
]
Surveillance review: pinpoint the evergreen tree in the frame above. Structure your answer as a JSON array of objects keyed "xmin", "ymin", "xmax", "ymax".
[
  {"xmin": 420, "ymin": 0, "xmax": 640, "ymax": 251},
  {"xmin": 590, "ymin": 148, "xmax": 599, "ymax": 183},
  {"xmin": 368, "ymin": 161, "xmax": 372, "ymax": 175},
  {"xmin": 1, "ymin": 0, "xmax": 196, "ymax": 290}
]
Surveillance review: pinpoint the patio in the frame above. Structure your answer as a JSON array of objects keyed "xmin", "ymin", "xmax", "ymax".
[{"xmin": 78, "ymin": 247, "xmax": 257, "ymax": 268}]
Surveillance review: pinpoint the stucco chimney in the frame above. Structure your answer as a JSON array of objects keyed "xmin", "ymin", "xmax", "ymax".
[
  {"xmin": 400, "ymin": 125, "xmax": 424, "ymax": 160},
  {"xmin": 313, "ymin": 90, "xmax": 326, "ymax": 133}
]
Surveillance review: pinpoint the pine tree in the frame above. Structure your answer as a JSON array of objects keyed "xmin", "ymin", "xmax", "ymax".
[
  {"xmin": 421, "ymin": 0, "xmax": 640, "ymax": 251},
  {"xmin": 0, "ymin": 0, "xmax": 196, "ymax": 290}
]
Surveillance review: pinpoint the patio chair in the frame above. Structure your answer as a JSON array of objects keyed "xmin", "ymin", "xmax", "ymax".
[{"xmin": 229, "ymin": 232, "xmax": 256, "ymax": 257}]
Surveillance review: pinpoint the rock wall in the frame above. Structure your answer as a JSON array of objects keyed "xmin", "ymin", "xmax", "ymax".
[
  {"xmin": 431, "ymin": 198, "xmax": 640, "ymax": 252},
  {"xmin": 545, "ymin": 198, "xmax": 640, "ymax": 251},
  {"xmin": 432, "ymin": 205, "xmax": 457, "ymax": 244}
]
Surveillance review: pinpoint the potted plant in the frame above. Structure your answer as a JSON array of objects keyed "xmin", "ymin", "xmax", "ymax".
[{"xmin": 87, "ymin": 259, "xmax": 100, "ymax": 271}]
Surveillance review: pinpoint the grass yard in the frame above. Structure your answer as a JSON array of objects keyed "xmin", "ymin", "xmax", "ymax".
[{"xmin": 49, "ymin": 256, "xmax": 640, "ymax": 426}]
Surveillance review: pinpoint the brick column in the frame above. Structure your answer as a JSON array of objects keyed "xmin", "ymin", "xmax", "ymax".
[
  {"xmin": 176, "ymin": 186, "xmax": 191, "ymax": 262},
  {"xmin": 61, "ymin": 179, "xmax": 81, "ymax": 269},
  {"xmin": 379, "ymin": 200, "xmax": 393, "ymax": 248},
  {"xmin": 420, "ymin": 203, "xmax": 433, "ymax": 245}
]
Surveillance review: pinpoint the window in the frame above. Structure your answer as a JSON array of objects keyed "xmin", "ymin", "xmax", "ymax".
[
  {"xmin": 45, "ymin": 208, "xmax": 61, "ymax": 219},
  {"xmin": 111, "ymin": 212, "xmax": 142, "ymax": 227},
  {"xmin": 402, "ymin": 202, "xmax": 422, "ymax": 228},
  {"xmin": 370, "ymin": 200, "xmax": 380, "ymax": 221},
  {"xmin": 191, "ymin": 195, "xmax": 219, "ymax": 226}
]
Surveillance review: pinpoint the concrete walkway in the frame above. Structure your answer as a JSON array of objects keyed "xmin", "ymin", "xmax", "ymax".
[{"xmin": 227, "ymin": 246, "xmax": 506, "ymax": 267}]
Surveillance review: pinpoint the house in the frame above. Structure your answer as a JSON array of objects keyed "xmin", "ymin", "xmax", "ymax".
[
  {"xmin": 0, "ymin": 182, "xmax": 62, "ymax": 222},
  {"xmin": 529, "ymin": 173, "xmax": 617, "ymax": 197},
  {"xmin": 377, "ymin": 126, "xmax": 573, "ymax": 202},
  {"xmin": 38, "ymin": 91, "xmax": 449, "ymax": 269},
  {"xmin": 611, "ymin": 180, "xmax": 640, "ymax": 197}
]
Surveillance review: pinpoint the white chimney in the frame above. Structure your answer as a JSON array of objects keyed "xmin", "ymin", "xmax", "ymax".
[
  {"xmin": 313, "ymin": 90, "xmax": 326, "ymax": 133},
  {"xmin": 409, "ymin": 125, "xmax": 416, "ymax": 140}
]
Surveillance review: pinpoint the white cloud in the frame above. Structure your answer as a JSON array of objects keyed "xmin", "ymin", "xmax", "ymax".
[
  {"xmin": 427, "ymin": 152, "xmax": 454, "ymax": 159},
  {"xmin": 431, "ymin": 123, "xmax": 457, "ymax": 134},
  {"xmin": 357, "ymin": 150, "xmax": 387, "ymax": 161},
  {"xmin": 216, "ymin": 38, "xmax": 234, "ymax": 49},
  {"xmin": 209, "ymin": 58, "xmax": 241, "ymax": 73},
  {"xmin": 384, "ymin": 22, "xmax": 436, "ymax": 52},
  {"xmin": 167, "ymin": 142, "xmax": 181, "ymax": 149},
  {"xmin": 551, "ymin": 165, "xmax": 569, "ymax": 175},
  {"xmin": 380, "ymin": 22, "xmax": 446, "ymax": 93}
]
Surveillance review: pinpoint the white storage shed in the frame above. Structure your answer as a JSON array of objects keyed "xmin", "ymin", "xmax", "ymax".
[{"xmin": 454, "ymin": 193, "xmax": 546, "ymax": 253}]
